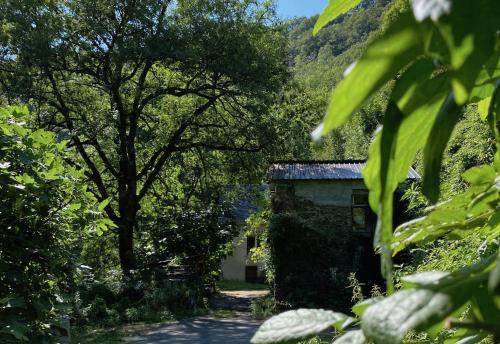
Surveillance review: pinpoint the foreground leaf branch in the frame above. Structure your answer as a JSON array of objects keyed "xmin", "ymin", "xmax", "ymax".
[{"xmin": 253, "ymin": 0, "xmax": 500, "ymax": 343}]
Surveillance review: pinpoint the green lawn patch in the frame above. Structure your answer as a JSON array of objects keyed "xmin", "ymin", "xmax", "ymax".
[
  {"xmin": 72, "ymin": 327, "xmax": 126, "ymax": 344},
  {"xmin": 216, "ymin": 279, "xmax": 268, "ymax": 291},
  {"xmin": 209, "ymin": 308, "xmax": 238, "ymax": 318}
]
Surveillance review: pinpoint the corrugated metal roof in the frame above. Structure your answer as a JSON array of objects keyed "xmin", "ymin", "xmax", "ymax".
[{"xmin": 267, "ymin": 160, "xmax": 420, "ymax": 181}]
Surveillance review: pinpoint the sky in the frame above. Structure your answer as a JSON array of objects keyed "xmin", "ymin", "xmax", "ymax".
[{"xmin": 276, "ymin": 0, "xmax": 329, "ymax": 19}]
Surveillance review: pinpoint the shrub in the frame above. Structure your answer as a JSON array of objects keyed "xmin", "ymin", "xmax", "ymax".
[
  {"xmin": 85, "ymin": 297, "xmax": 108, "ymax": 321},
  {"xmin": 124, "ymin": 308, "xmax": 141, "ymax": 323},
  {"xmin": 0, "ymin": 106, "xmax": 109, "ymax": 342},
  {"xmin": 251, "ymin": 296, "xmax": 277, "ymax": 320}
]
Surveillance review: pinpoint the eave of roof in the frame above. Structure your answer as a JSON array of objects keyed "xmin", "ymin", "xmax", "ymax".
[{"xmin": 267, "ymin": 160, "xmax": 420, "ymax": 181}]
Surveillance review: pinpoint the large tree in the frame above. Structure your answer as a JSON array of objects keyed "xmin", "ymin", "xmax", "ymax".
[{"xmin": 0, "ymin": 0, "xmax": 287, "ymax": 275}]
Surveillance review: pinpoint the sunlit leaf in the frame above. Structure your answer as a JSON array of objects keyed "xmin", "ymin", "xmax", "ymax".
[
  {"xmin": 98, "ymin": 198, "xmax": 110, "ymax": 212},
  {"xmin": 352, "ymin": 297, "xmax": 383, "ymax": 317},
  {"xmin": 477, "ymin": 97, "xmax": 492, "ymax": 121},
  {"xmin": 333, "ymin": 330, "xmax": 366, "ymax": 344},
  {"xmin": 362, "ymin": 285, "xmax": 474, "ymax": 344},
  {"xmin": 363, "ymin": 60, "xmax": 448, "ymax": 284},
  {"xmin": 251, "ymin": 309, "xmax": 349, "ymax": 344},
  {"xmin": 319, "ymin": 12, "xmax": 427, "ymax": 135},
  {"xmin": 412, "ymin": 0, "xmax": 451, "ymax": 22},
  {"xmin": 400, "ymin": 271, "xmax": 449, "ymax": 288},
  {"xmin": 437, "ymin": 0, "xmax": 499, "ymax": 104},
  {"xmin": 422, "ymin": 92, "xmax": 461, "ymax": 202},
  {"xmin": 313, "ymin": 0, "xmax": 363, "ymax": 35},
  {"xmin": 462, "ymin": 165, "xmax": 496, "ymax": 186}
]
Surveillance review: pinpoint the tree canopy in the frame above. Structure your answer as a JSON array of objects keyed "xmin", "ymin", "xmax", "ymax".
[{"xmin": 0, "ymin": 0, "xmax": 288, "ymax": 274}]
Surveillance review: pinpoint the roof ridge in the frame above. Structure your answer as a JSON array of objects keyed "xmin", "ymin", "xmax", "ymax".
[{"xmin": 270, "ymin": 159, "xmax": 367, "ymax": 164}]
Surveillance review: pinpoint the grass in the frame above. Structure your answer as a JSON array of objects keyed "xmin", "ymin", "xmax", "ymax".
[
  {"xmin": 72, "ymin": 321, "xmax": 181, "ymax": 344},
  {"xmin": 209, "ymin": 308, "xmax": 238, "ymax": 318},
  {"xmin": 71, "ymin": 327, "xmax": 126, "ymax": 344},
  {"xmin": 216, "ymin": 279, "xmax": 268, "ymax": 291}
]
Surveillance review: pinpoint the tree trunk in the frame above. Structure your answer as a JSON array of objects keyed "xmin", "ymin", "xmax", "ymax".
[{"xmin": 118, "ymin": 193, "xmax": 139, "ymax": 276}]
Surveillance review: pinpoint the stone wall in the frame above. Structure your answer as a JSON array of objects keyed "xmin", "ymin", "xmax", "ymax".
[{"xmin": 269, "ymin": 180, "xmax": 382, "ymax": 311}]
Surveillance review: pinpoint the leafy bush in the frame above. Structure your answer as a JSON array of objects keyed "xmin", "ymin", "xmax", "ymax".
[
  {"xmin": 252, "ymin": 0, "xmax": 500, "ymax": 343},
  {"xmin": 84, "ymin": 298, "xmax": 109, "ymax": 322},
  {"xmin": 139, "ymin": 203, "xmax": 239, "ymax": 286},
  {"xmin": 74, "ymin": 279, "xmax": 205, "ymax": 326},
  {"xmin": 124, "ymin": 308, "xmax": 141, "ymax": 323},
  {"xmin": 251, "ymin": 296, "xmax": 277, "ymax": 320},
  {"xmin": 0, "ymin": 106, "xmax": 109, "ymax": 342}
]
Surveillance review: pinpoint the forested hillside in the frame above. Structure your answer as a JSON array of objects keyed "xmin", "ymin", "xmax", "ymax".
[{"xmin": 282, "ymin": 0, "xmax": 495, "ymax": 275}]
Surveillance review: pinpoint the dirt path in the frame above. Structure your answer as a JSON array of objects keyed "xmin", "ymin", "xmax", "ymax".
[
  {"xmin": 210, "ymin": 290, "xmax": 270, "ymax": 311},
  {"xmin": 124, "ymin": 290, "xmax": 269, "ymax": 344}
]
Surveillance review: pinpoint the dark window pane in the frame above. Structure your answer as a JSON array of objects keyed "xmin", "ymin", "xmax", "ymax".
[
  {"xmin": 352, "ymin": 207, "xmax": 366, "ymax": 230},
  {"xmin": 352, "ymin": 192, "xmax": 369, "ymax": 206}
]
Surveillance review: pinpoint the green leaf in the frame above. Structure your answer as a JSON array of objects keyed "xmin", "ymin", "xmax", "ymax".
[
  {"xmin": 361, "ymin": 287, "xmax": 472, "ymax": 344},
  {"xmin": 411, "ymin": 0, "xmax": 451, "ymax": 22},
  {"xmin": 472, "ymin": 285, "xmax": 500, "ymax": 324},
  {"xmin": 352, "ymin": 297, "xmax": 383, "ymax": 317},
  {"xmin": 462, "ymin": 165, "xmax": 496, "ymax": 186},
  {"xmin": 1, "ymin": 321, "xmax": 29, "ymax": 341},
  {"xmin": 319, "ymin": 12, "xmax": 427, "ymax": 134},
  {"xmin": 251, "ymin": 309, "xmax": 349, "ymax": 344},
  {"xmin": 68, "ymin": 203, "xmax": 82, "ymax": 211},
  {"xmin": 363, "ymin": 60, "xmax": 449, "ymax": 285},
  {"xmin": 444, "ymin": 327, "xmax": 485, "ymax": 344},
  {"xmin": 437, "ymin": 0, "xmax": 500, "ymax": 104},
  {"xmin": 313, "ymin": 0, "xmax": 363, "ymax": 35},
  {"xmin": 422, "ymin": 92, "xmax": 461, "ymax": 202},
  {"xmin": 333, "ymin": 330, "xmax": 366, "ymax": 344},
  {"xmin": 98, "ymin": 198, "xmax": 110, "ymax": 212},
  {"xmin": 401, "ymin": 271, "xmax": 449, "ymax": 289},
  {"xmin": 393, "ymin": 192, "xmax": 498, "ymax": 254},
  {"xmin": 477, "ymin": 97, "xmax": 492, "ymax": 121},
  {"xmin": 468, "ymin": 49, "xmax": 500, "ymax": 103},
  {"xmin": 488, "ymin": 253, "xmax": 500, "ymax": 293},
  {"xmin": 364, "ymin": 60, "xmax": 447, "ymax": 213}
]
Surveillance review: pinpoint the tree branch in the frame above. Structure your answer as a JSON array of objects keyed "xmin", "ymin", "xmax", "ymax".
[
  {"xmin": 44, "ymin": 68, "xmax": 119, "ymax": 223},
  {"xmin": 137, "ymin": 98, "xmax": 218, "ymax": 200}
]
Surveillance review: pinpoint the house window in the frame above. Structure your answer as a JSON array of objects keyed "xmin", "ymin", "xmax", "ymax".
[
  {"xmin": 352, "ymin": 191, "xmax": 369, "ymax": 206},
  {"xmin": 247, "ymin": 236, "xmax": 256, "ymax": 255},
  {"xmin": 352, "ymin": 190, "xmax": 369, "ymax": 231}
]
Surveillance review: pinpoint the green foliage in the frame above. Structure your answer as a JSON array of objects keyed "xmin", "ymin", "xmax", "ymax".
[
  {"xmin": 268, "ymin": 212, "xmax": 354, "ymax": 311},
  {"xmin": 140, "ymin": 202, "xmax": 239, "ymax": 285},
  {"xmin": 256, "ymin": 0, "xmax": 500, "ymax": 343},
  {"xmin": 73, "ymin": 276, "xmax": 200, "ymax": 327},
  {"xmin": 0, "ymin": 106, "xmax": 108, "ymax": 342},
  {"xmin": 251, "ymin": 296, "xmax": 277, "ymax": 320},
  {"xmin": 313, "ymin": 0, "xmax": 363, "ymax": 35},
  {"xmin": 0, "ymin": 0, "xmax": 289, "ymax": 274}
]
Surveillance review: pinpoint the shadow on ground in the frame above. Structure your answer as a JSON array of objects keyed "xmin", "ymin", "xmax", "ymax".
[
  {"xmin": 124, "ymin": 313, "xmax": 261, "ymax": 344},
  {"xmin": 124, "ymin": 290, "xmax": 269, "ymax": 344}
]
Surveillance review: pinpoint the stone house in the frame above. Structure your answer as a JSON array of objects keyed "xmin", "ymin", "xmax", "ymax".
[{"xmin": 267, "ymin": 160, "xmax": 419, "ymax": 309}]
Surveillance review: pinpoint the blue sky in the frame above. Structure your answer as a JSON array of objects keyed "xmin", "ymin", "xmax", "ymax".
[{"xmin": 276, "ymin": 0, "xmax": 329, "ymax": 18}]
